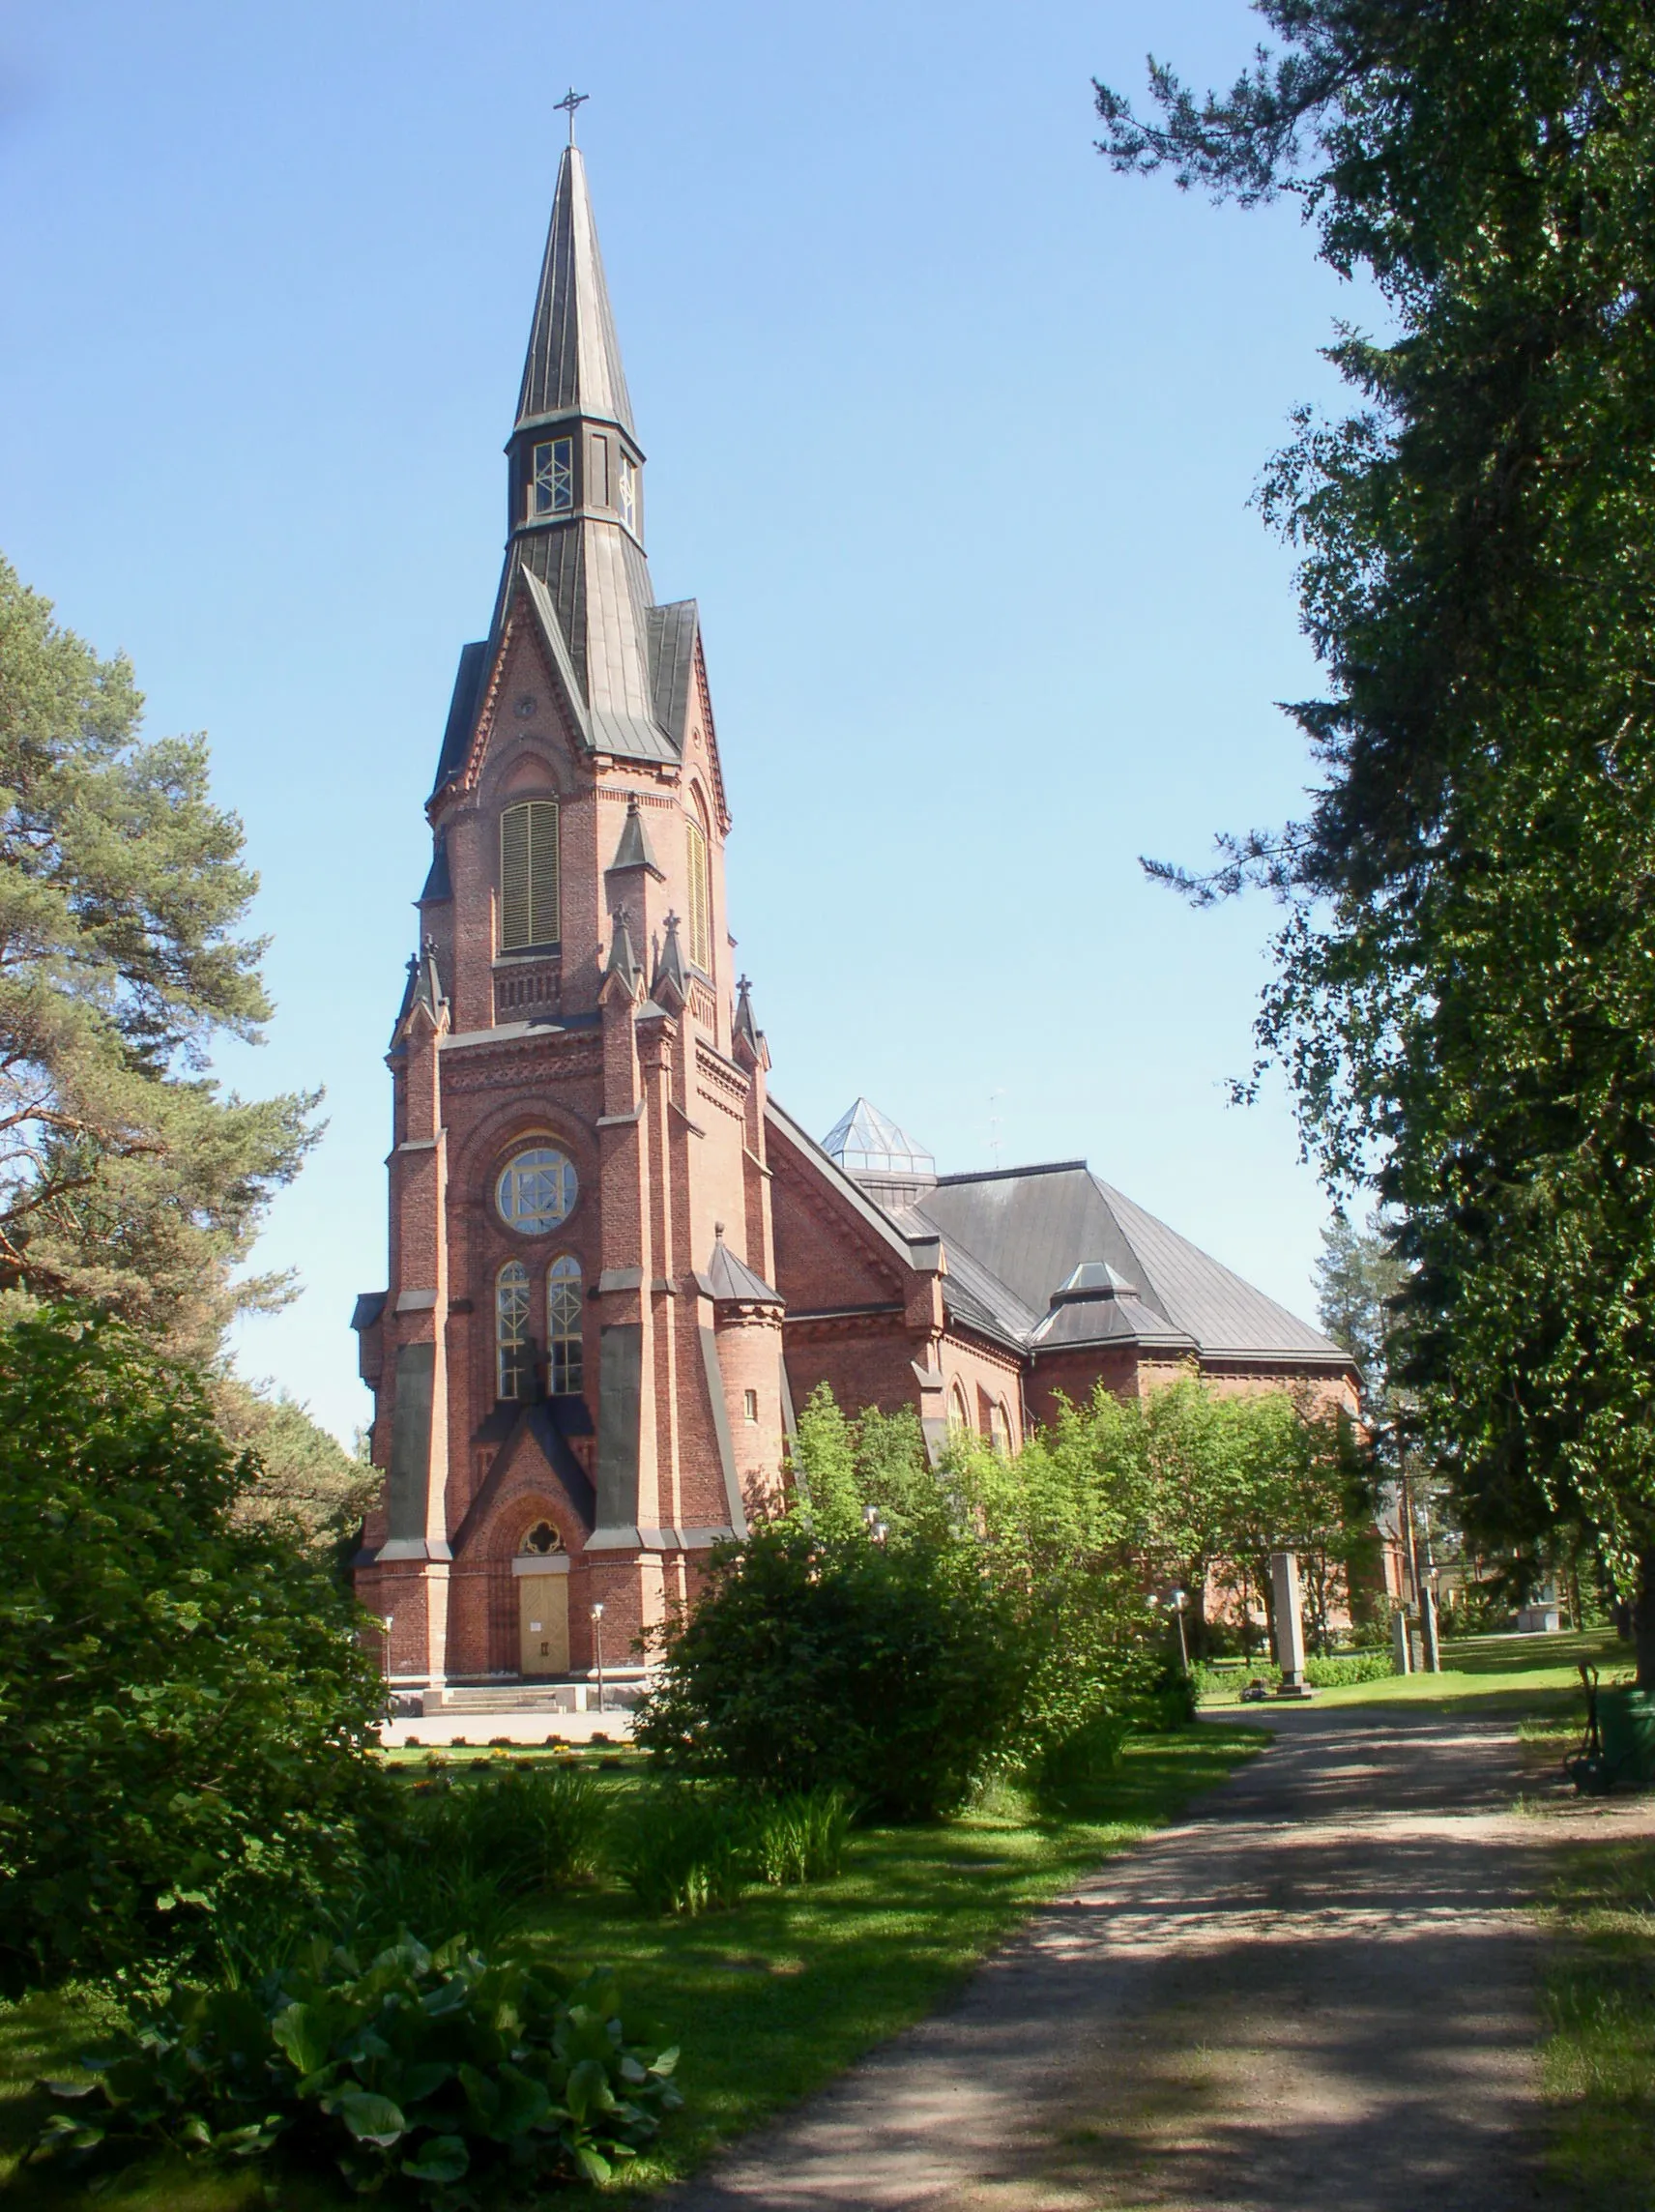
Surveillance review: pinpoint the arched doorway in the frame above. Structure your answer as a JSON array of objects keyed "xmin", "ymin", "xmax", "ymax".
[{"xmin": 516, "ymin": 1517, "xmax": 568, "ymax": 1675}]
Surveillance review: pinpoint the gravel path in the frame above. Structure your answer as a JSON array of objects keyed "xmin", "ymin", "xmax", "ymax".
[{"xmin": 667, "ymin": 1704, "xmax": 1589, "ymax": 2212}]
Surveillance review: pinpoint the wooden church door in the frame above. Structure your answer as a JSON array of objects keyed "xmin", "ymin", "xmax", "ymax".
[{"xmin": 518, "ymin": 1575, "xmax": 569, "ymax": 1675}]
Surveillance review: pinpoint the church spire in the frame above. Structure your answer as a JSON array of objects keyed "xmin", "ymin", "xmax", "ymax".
[
  {"xmin": 514, "ymin": 141, "xmax": 634, "ymax": 440},
  {"xmin": 498, "ymin": 137, "xmax": 672, "ymax": 763}
]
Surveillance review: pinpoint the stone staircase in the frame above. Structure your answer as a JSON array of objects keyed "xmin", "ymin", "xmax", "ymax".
[{"xmin": 428, "ymin": 1679, "xmax": 645, "ymax": 1716}]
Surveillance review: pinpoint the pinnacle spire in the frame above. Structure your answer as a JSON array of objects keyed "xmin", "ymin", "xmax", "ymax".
[
  {"xmin": 608, "ymin": 793, "xmax": 662, "ymax": 877},
  {"xmin": 602, "ymin": 907, "xmax": 642, "ymax": 1000},
  {"xmin": 733, "ymin": 974, "xmax": 761, "ymax": 1058},
  {"xmin": 652, "ymin": 908, "xmax": 688, "ymax": 1008}
]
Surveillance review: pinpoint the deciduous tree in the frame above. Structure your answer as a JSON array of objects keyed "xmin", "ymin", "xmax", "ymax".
[
  {"xmin": 1097, "ymin": 5, "xmax": 1655, "ymax": 1676},
  {"xmin": 0, "ymin": 1306, "xmax": 384, "ymax": 1988}
]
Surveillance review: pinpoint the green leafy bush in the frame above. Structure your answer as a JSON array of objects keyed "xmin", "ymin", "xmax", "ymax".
[
  {"xmin": 1304, "ymin": 1649, "xmax": 1392, "ymax": 1687},
  {"xmin": 34, "ymin": 1934, "xmax": 681, "ymax": 2198},
  {"xmin": 0, "ymin": 1307, "xmax": 386, "ymax": 1990},
  {"xmin": 1029, "ymin": 1711, "xmax": 1132, "ymax": 1814},
  {"xmin": 636, "ymin": 1522, "xmax": 1025, "ymax": 1820}
]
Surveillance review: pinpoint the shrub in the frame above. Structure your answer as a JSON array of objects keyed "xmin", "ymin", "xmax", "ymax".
[
  {"xmin": 612, "ymin": 1787, "xmax": 749, "ymax": 1917},
  {"xmin": 742, "ymin": 1789, "xmax": 852, "ymax": 1886},
  {"xmin": 610, "ymin": 1784, "xmax": 851, "ymax": 1915},
  {"xmin": 306, "ymin": 1762, "xmax": 606, "ymax": 1958},
  {"xmin": 636, "ymin": 1522, "xmax": 1025, "ymax": 1820},
  {"xmin": 1304, "ymin": 1649, "xmax": 1392, "ymax": 1687},
  {"xmin": 404, "ymin": 1761, "xmax": 605, "ymax": 1894},
  {"xmin": 34, "ymin": 1934, "xmax": 681, "ymax": 2198},
  {"xmin": 0, "ymin": 1307, "xmax": 386, "ymax": 1990},
  {"xmin": 1029, "ymin": 1711, "xmax": 1132, "ymax": 1814}
]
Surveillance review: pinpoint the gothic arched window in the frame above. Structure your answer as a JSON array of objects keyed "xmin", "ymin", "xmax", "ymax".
[
  {"xmin": 499, "ymin": 800, "xmax": 560, "ymax": 951},
  {"xmin": 948, "ymin": 1383, "xmax": 973, "ymax": 1437},
  {"xmin": 685, "ymin": 809, "xmax": 711, "ymax": 974},
  {"xmin": 990, "ymin": 1399, "xmax": 1012, "ymax": 1456},
  {"xmin": 497, "ymin": 1262, "xmax": 532, "ymax": 1400},
  {"xmin": 546, "ymin": 1254, "xmax": 584, "ymax": 1395}
]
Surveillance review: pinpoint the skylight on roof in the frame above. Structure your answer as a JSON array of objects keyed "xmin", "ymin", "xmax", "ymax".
[{"xmin": 823, "ymin": 1097, "xmax": 936, "ymax": 1179}]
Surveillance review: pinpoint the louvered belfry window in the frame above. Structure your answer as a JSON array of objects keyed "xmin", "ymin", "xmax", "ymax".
[
  {"xmin": 500, "ymin": 801, "xmax": 560, "ymax": 951},
  {"xmin": 685, "ymin": 815, "xmax": 711, "ymax": 973}
]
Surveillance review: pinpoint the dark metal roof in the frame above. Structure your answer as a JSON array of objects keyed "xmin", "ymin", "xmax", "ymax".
[
  {"xmin": 697, "ymin": 1232, "xmax": 783, "ymax": 1308},
  {"xmin": 647, "ymin": 600, "xmax": 699, "ymax": 741},
  {"xmin": 512, "ymin": 538, "xmax": 678, "ymax": 764},
  {"xmin": 351, "ymin": 1291, "xmax": 387, "ymax": 1333},
  {"xmin": 515, "ymin": 145, "xmax": 635, "ymax": 436},
  {"xmin": 430, "ymin": 641, "xmax": 488, "ymax": 798},
  {"xmin": 915, "ymin": 1165, "xmax": 1350, "ymax": 1365}
]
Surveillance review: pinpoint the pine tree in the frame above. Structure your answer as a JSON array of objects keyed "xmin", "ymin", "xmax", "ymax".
[{"xmin": 0, "ymin": 557, "xmax": 317, "ymax": 1355}]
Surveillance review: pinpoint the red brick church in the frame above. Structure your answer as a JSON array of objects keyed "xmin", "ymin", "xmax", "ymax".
[{"xmin": 352, "ymin": 140, "xmax": 1356, "ymax": 1694}]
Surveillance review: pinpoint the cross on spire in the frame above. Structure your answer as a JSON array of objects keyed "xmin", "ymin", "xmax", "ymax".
[{"xmin": 554, "ymin": 87, "xmax": 589, "ymax": 144}]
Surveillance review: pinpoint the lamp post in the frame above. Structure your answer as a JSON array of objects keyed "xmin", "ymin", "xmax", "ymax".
[
  {"xmin": 590, "ymin": 1602, "xmax": 605, "ymax": 1714},
  {"xmin": 1169, "ymin": 1588, "xmax": 1190, "ymax": 1675},
  {"xmin": 862, "ymin": 1504, "xmax": 888, "ymax": 1546},
  {"xmin": 1148, "ymin": 1590, "xmax": 1190, "ymax": 1674}
]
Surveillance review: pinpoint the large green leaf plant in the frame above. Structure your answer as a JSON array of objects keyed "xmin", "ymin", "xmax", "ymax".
[{"xmin": 35, "ymin": 1935, "xmax": 682, "ymax": 2201}]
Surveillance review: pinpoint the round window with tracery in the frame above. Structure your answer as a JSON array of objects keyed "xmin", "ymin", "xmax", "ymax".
[
  {"xmin": 496, "ymin": 1147, "xmax": 577, "ymax": 1235},
  {"xmin": 518, "ymin": 1520, "xmax": 564, "ymax": 1557}
]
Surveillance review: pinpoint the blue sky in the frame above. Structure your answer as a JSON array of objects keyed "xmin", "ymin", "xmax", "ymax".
[{"xmin": 0, "ymin": 1, "xmax": 1368, "ymax": 1441}]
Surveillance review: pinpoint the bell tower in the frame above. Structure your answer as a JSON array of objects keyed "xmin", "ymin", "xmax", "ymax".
[{"xmin": 352, "ymin": 127, "xmax": 788, "ymax": 1702}]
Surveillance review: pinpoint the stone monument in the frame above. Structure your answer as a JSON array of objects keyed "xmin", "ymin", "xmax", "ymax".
[{"xmin": 1270, "ymin": 1550, "xmax": 1313, "ymax": 1697}]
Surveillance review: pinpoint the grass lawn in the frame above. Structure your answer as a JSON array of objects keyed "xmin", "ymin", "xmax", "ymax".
[
  {"xmin": 1542, "ymin": 1836, "xmax": 1655, "ymax": 2212},
  {"xmin": 1200, "ymin": 1625, "xmax": 1626, "ymax": 1725},
  {"xmin": 0, "ymin": 1724, "xmax": 1262, "ymax": 2208}
]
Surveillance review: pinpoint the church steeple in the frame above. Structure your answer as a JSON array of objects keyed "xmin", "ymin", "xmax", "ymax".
[
  {"xmin": 513, "ymin": 140, "xmax": 635, "ymax": 443},
  {"xmin": 498, "ymin": 141, "xmax": 670, "ymax": 761}
]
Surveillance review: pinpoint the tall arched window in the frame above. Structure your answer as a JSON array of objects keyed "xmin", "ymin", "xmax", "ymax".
[
  {"xmin": 500, "ymin": 800, "xmax": 560, "ymax": 951},
  {"xmin": 546, "ymin": 1254, "xmax": 584, "ymax": 1395},
  {"xmin": 990, "ymin": 1400, "xmax": 1012, "ymax": 1456},
  {"xmin": 497, "ymin": 1262, "xmax": 532, "ymax": 1400},
  {"xmin": 685, "ymin": 810, "xmax": 711, "ymax": 973},
  {"xmin": 948, "ymin": 1383, "xmax": 973, "ymax": 1437}
]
